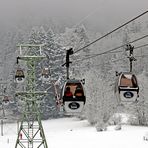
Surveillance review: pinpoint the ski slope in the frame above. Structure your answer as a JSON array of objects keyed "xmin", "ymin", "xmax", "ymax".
[{"xmin": 0, "ymin": 117, "xmax": 148, "ymax": 148}]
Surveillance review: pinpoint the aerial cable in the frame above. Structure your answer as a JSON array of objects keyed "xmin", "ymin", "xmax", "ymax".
[
  {"xmin": 74, "ymin": 10, "xmax": 148, "ymax": 54},
  {"xmin": 76, "ymin": 53, "xmax": 148, "ymax": 70},
  {"xmin": 76, "ymin": 43, "xmax": 148, "ymax": 60},
  {"xmin": 72, "ymin": 0, "xmax": 105, "ymax": 28},
  {"xmin": 134, "ymin": 43, "xmax": 148, "ymax": 50},
  {"xmin": 77, "ymin": 57, "xmax": 126, "ymax": 69},
  {"xmin": 71, "ymin": 3, "xmax": 105, "ymax": 50},
  {"xmin": 73, "ymin": 9, "xmax": 99, "ymax": 28},
  {"xmin": 135, "ymin": 55, "xmax": 148, "ymax": 58},
  {"xmin": 74, "ymin": 50, "xmax": 123, "ymax": 60},
  {"xmin": 73, "ymin": 34, "xmax": 148, "ymax": 63}
]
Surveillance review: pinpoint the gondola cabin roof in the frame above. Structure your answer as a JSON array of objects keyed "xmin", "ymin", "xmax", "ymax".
[{"xmin": 118, "ymin": 72, "xmax": 137, "ymax": 80}]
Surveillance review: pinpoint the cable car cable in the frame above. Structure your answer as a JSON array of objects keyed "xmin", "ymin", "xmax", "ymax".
[
  {"xmin": 73, "ymin": 34, "xmax": 148, "ymax": 63},
  {"xmin": 74, "ymin": 10, "xmax": 148, "ymax": 54},
  {"xmin": 73, "ymin": 50, "xmax": 123, "ymax": 61},
  {"xmin": 76, "ymin": 57, "xmax": 126, "ymax": 69},
  {"xmin": 134, "ymin": 43, "xmax": 148, "ymax": 50},
  {"xmin": 73, "ymin": 49, "xmax": 148, "ymax": 72},
  {"xmin": 76, "ymin": 43, "xmax": 148, "ymax": 61},
  {"xmin": 79, "ymin": 54, "xmax": 148, "ymax": 70}
]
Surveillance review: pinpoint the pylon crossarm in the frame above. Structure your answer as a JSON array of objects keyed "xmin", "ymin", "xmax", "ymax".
[
  {"xmin": 17, "ymin": 44, "xmax": 45, "ymax": 57},
  {"xmin": 19, "ymin": 56, "xmax": 46, "ymax": 60}
]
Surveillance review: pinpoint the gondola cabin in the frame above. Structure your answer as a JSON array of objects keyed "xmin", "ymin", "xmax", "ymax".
[
  {"xmin": 15, "ymin": 69, "xmax": 25, "ymax": 83},
  {"xmin": 2, "ymin": 96, "xmax": 10, "ymax": 105},
  {"xmin": 61, "ymin": 79, "xmax": 86, "ymax": 114},
  {"xmin": 41, "ymin": 68, "xmax": 50, "ymax": 81},
  {"xmin": 115, "ymin": 72, "xmax": 139, "ymax": 103}
]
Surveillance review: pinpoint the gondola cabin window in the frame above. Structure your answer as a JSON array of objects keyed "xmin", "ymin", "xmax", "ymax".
[
  {"xmin": 74, "ymin": 86, "xmax": 84, "ymax": 97},
  {"xmin": 16, "ymin": 69, "xmax": 24, "ymax": 77},
  {"xmin": 120, "ymin": 74, "xmax": 137, "ymax": 88},
  {"xmin": 64, "ymin": 83, "xmax": 84, "ymax": 97},
  {"xmin": 64, "ymin": 87, "xmax": 73, "ymax": 97},
  {"xmin": 42, "ymin": 68, "xmax": 49, "ymax": 75}
]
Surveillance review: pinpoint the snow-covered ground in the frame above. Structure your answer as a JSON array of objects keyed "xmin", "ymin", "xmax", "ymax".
[{"xmin": 0, "ymin": 117, "xmax": 148, "ymax": 148}]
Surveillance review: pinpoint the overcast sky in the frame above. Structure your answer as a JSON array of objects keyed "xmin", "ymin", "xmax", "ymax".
[{"xmin": 0, "ymin": 0, "xmax": 148, "ymax": 32}]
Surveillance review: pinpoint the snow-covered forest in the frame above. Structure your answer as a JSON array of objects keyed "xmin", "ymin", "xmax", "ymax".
[
  {"xmin": 0, "ymin": 2, "xmax": 148, "ymax": 148},
  {"xmin": 0, "ymin": 15, "xmax": 148, "ymax": 131},
  {"xmin": 0, "ymin": 1, "xmax": 148, "ymax": 135}
]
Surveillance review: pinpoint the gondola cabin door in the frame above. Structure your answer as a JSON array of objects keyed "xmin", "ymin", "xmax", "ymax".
[
  {"xmin": 61, "ymin": 79, "xmax": 86, "ymax": 114},
  {"xmin": 116, "ymin": 73, "xmax": 139, "ymax": 103}
]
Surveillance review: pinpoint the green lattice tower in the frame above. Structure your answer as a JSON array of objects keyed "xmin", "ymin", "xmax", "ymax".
[{"xmin": 15, "ymin": 45, "xmax": 48, "ymax": 148}]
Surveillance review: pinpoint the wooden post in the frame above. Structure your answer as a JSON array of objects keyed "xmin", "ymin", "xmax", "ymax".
[
  {"xmin": 1, "ymin": 120, "xmax": 3, "ymax": 136},
  {"xmin": 17, "ymin": 120, "xmax": 19, "ymax": 133}
]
